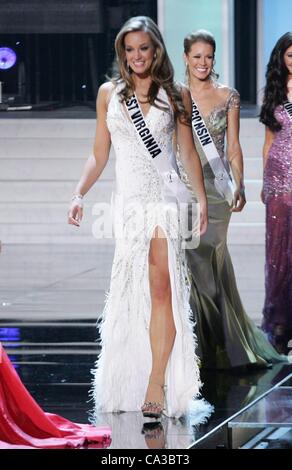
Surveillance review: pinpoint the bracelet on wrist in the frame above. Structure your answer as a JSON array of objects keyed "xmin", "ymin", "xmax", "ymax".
[{"xmin": 71, "ymin": 194, "xmax": 84, "ymax": 206}]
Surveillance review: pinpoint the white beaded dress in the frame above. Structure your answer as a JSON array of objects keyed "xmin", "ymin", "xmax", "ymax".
[{"xmin": 91, "ymin": 85, "xmax": 211, "ymax": 419}]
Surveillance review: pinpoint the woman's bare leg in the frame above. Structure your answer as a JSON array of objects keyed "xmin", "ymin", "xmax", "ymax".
[{"xmin": 143, "ymin": 227, "xmax": 176, "ymax": 410}]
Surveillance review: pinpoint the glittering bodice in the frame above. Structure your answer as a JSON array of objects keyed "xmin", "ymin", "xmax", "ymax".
[
  {"xmin": 264, "ymin": 105, "xmax": 292, "ymax": 196},
  {"xmin": 106, "ymin": 87, "xmax": 175, "ymax": 204},
  {"xmin": 192, "ymin": 88, "xmax": 240, "ymax": 179}
]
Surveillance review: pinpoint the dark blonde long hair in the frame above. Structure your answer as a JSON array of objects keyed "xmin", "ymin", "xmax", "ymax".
[{"xmin": 111, "ymin": 16, "xmax": 189, "ymax": 122}]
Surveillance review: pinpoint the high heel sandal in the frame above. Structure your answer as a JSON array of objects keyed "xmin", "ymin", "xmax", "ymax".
[
  {"xmin": 141, "ymin": 383, "xmax": 166, "ymax": 419},
  {"xmin": 142, "ymin": 422, "xmax": 164, "ymax": 438}
]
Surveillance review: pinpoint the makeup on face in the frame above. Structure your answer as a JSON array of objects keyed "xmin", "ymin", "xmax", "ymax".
[
  {"xmin": 185, "ymin": 41, "xmax": 214, "ymax": 81},
  {"xmin": 124, "ymin": 31, "xmax": 155, "ymax": 76}
]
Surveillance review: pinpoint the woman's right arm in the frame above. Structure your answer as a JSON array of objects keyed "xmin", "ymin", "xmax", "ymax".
[
  {"xmin": 68, "ymin": 82, "xmax": 113, "ymax": 226},
  {"xmin": 176, "ymin": 86, "xmax": 208, "ymax": 235},
  {"xmin": 261, "ymin": 126, "xmax": 275, "ymax": 203}
]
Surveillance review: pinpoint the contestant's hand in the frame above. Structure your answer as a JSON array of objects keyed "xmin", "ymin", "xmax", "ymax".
[
  {"xmin": 231, "ymin": 188, "xmax": 246, "ymax": 212},
  {"xmin": 199, "ymin": 201, "xmax": 208, "ymax": 236},
  {"xmin": 68, "ymin": 202, "xmax": 83, "ymax": 227}
]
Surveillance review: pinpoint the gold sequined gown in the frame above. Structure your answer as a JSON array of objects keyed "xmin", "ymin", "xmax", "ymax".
[{"xmin": 185, "ymin": 87, "xmax": 286, "ymax": 369}]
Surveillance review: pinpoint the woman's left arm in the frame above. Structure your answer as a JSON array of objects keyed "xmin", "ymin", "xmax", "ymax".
[{"xmin": 226, "ymin": 103, "xmax": 246, "ymax": 212}]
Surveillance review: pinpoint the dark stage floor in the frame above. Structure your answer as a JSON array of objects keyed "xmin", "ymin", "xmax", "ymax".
[
  {"xmin": 1, "ymin": 243, "xmax": 292, "ymax": 449},
  {"xmin": 1, "ymin": 322, "xmax": 292, "ymax": 449}
]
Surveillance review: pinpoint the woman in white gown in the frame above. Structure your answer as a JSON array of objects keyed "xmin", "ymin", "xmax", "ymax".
[{"xmin": 68, "ymin": 16, "xmax": 211, "ymax": 419}]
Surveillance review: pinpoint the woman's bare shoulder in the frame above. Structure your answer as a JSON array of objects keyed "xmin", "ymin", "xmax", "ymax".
[
  {"xmin": 216, "ymin": 83, "xmax": 239, "ymax": 99},
  {"xmin": 96, "ymin": 82, "xmax": 116, "ymax": 108},
  {"xmin": 98, "ymin": 81, "xmax": 115, "ymax": 97}
]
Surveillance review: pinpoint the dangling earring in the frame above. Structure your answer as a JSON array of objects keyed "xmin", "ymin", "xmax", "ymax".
[
  {"xmin": 211, "ymin": 58, "xmax": 218, "ymax": 80},
  {"xmin": 185, "ymin": 62, "xmax": 189, "ymax": 82}
]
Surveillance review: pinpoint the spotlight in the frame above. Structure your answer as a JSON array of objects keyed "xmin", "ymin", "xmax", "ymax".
[
  {"xmin": 0, "ymin": 46, "xmax": 30, "ymax": 110},
  {"xmin": 0, "ymin": 47, "xmax": 17, "ymax": 70}
]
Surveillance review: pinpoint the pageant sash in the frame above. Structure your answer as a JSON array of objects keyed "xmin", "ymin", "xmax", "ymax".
[
  {"xmin": 125, "ymin": 92, "xmax": 192, "ymax": 203},
  {"xmin": 191, "ymin": 97, "xmax": 235, "ymax": 206},
  {"xmin": 284, "ymin": 101, "xmax": 292, "ymax": 120}
]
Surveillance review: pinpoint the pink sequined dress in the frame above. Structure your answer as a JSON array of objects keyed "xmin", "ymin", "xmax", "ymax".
[{"xmin": 262, "ymin": 104, "xmax": 292, "ymax": 353}]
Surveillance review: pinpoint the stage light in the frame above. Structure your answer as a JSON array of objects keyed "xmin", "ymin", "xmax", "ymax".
[
  {"xmin": 0, "ymin": 327, "xmax": 20, "ymax": 342},
  {"xmin": 0, "ymin": 47, "xmax": 17, "ymax": 70}
]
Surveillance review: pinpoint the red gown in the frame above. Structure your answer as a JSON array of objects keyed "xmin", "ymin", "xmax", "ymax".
[{"xmin": 0, "ymin": 344, "xmax": 111, "ymax": 448}]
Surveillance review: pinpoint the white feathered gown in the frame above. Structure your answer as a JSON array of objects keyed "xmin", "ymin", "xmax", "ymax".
[{"xmin": 91, "ymin": 87, "xmax": 212, "ymax": 419}]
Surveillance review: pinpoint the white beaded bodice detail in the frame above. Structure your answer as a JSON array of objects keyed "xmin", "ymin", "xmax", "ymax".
[{"xmin": 106, "ymin": 87, "xmax": 175, "ymax": 205}]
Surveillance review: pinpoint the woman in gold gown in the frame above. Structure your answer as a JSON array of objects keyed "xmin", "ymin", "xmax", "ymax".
[{"xmin": 182, "ymin": 30, "xmax": 286, "ymax": 369}]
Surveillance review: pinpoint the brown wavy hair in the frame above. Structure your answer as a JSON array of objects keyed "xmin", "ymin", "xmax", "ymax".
[{"xmin": 111, "ymin": 16, "xmax": 189, "ymax": 123}]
